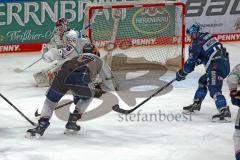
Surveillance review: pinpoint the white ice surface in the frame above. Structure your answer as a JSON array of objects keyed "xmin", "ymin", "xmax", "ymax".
[{"xmin": 0, "ymin": 42, "xmax": 239, "ymax": 160}]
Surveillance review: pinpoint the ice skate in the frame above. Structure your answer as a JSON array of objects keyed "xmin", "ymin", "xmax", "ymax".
[
  {"xmin": 212, "ymin": 106, "xmax": 231, "ymax": 123},
  {"xmin": 182, "ymin": 102, "xmax": 201, "ymax": 114},
  {"xmin": 64, "ymin": 112, "xmax": 81, "ymax": 134},
  {"xmin": 26, "ymin": 118, "xmax": 50, "ymax": 139}
]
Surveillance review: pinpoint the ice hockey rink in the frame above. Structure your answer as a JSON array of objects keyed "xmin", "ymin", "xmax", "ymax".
[{"xmin": 0, "ymin": 42, "xmax": 239, "ymax": 160}]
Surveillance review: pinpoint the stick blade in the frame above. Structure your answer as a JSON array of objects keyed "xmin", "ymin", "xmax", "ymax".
[
  {"xmin": 14, "ymin": 68, "xmax": 23, "ymax": 73},
  {"xmin": 34, "ymin": 109, "xmax": 41, "ymax": 118},
  {"xmin": 112, "ymin": 104, "xmax": 132, "ymax": 115}
]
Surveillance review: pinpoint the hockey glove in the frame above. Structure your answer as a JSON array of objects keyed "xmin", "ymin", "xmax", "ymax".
[
  {"xmin": 221, "ymin": 46, "xmax": 229, "ymax": 58},
  {"xmin": 230, "ymin": 90, "xmax": 240, "ymax": 107},
  {"xmin": 176, "ymin": 69, "xmax": 187, "ymax": 81},
  {"xmin": 93, "ymin": 83, "xmax": 106, "ymax": 98}
]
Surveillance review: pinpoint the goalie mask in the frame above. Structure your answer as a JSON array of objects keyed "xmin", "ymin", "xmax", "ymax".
[{"xmin": 56, "ymin": 18, "xmax": 69, "ymax": 35}]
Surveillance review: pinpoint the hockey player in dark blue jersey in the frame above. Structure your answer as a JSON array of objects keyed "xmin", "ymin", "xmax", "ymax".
[{"xmin": 176, "ymin": 23, "xmax": 231, "ymax": 122}]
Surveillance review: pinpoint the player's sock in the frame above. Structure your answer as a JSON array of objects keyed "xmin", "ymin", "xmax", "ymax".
[
  {"xmin": 212, "ymin": 106, "xmax": 231, "ymax": 122},
  {"xmin": 182, "ymin": 102, "xmax": 201, "ymax": 114},
  {"xmin": 26, "ymin": 118, "xmax": 50, "ymax": 138},
  {"xmin": 64, "ymin": 111, "xmax": 81, "ymax": 134}
]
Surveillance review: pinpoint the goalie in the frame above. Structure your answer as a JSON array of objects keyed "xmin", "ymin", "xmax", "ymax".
[
  {"xmin": 227, "ymin": 64, "xmax": 240, "ymax": 160},
  {"xmin": 33, "ymin": 18, "xmax": 70, "ymax": 87},
  {"xmin": 26, "ymin": 29, "xmax": 116, "ymax": 138}
]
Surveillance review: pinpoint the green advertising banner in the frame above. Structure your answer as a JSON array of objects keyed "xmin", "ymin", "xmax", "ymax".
[
  {"xmin": 0, "ymin": 0, "xmax": 178, "ymax": 53},
  {"xmin": 91, "ymin": 6, "xmax": 176, "ymax": 40},
  {"xmin": 0, "ymin": 0, "xmax": 88, "ymax": 53}
]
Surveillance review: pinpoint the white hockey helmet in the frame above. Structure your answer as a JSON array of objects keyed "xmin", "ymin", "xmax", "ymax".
[{"xmin": 63, "ymin": 29, "xmax": 79, "ymax": 46}]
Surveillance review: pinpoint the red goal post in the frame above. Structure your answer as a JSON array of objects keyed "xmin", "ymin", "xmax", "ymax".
[{"xmin": 86, "ymin": 1, "xmax": 186, "ymax": 70}]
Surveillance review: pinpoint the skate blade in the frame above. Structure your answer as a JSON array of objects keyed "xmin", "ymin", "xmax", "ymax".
[
  {"xmin": 212, "ymin": 117, "xmax": 232, "ymax": 123},
  {"xmin": 64, "ymin": 129, "xmax": 80, "ymax": 135},
  {"xmin": 182, "ymin": 110, "xmax": 200, "ymax": 115},
  {"xmin": 25, "ymin": 132, "xmax": 41, "ymax": 139}
]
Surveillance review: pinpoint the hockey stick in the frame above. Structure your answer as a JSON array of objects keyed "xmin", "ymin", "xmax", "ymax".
[
  {"xmin": 14, "ymin": 57, "xmax": 42, "ymax": 73},
  {"xmin": 13, "ymin": 22, "xmax": 91, "ymax": 74},
  {"xmin": 112, "ymin": 79, "xmax": 176, "ymax": 114},
  {"xmin": 34, "ymin": 100, "xmax": 74, "ymax": 117},
  {"xmin": 236, "ymin": 108, "xmax": 240, "ymax": 129},
  {"xmin": 0, "ymin": 93, "xmax": 36, "ymax": 126}
]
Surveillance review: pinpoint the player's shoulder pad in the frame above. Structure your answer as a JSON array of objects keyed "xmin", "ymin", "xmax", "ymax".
[
  {"xmin": 193, "ymin": 32, "xmax": 213, "ymax": 46},
  {"xmin": 198, "ymin": 32, "xmax": 214, "ymax": 41}
]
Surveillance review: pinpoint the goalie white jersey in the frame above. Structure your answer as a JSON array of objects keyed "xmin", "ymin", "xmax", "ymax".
[
  {"xmin": 42, "ymin": 30, "xmax": 90, "ymax": 64},
  {"xmin": 41, "ymin": 28, "xmax": 66, "ymax": 61},
  {"xmin": 42, "ymin": 30, "xmax": 115, "ymax": 91},
  {"xmin": 46, "ymin": 29, "xmax": 65, "ymax": 49}
]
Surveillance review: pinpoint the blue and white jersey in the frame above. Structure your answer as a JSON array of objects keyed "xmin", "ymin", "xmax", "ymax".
[{"xmin": 183, "ymin": 32, "xmax": 223, "ymax": 73}]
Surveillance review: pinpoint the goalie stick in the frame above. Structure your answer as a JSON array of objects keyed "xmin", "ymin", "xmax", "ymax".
[
  {"xmin": 14, "ymin": 57, "xmax": 42, "ymax": 73},
  {"xmin": 14, "ymin": 23, "xmax": 92, "ymax": 74},
  {"xmin": 112, "ymin": 79, "xmax": 176, "ymax": 114},
  {"xmin": 0, "ymin": 93, "xmax": 36, "ymax": 126}
]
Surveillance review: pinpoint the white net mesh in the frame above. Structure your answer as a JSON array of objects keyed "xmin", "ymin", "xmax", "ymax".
[{"xmin": 86, "ymin": 1, "xmax": 185, "ymax": 71}]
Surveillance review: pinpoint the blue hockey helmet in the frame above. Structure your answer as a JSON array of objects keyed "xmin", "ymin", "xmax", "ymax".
[{"xmin": 186, "ymin": 23, "xmax": 201, "ymax": 36}]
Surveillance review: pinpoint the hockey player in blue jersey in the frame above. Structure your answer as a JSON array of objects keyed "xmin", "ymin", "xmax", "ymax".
[{"xmin": 176, "ymin": 23, "xmax": 231, "ymax": 122}]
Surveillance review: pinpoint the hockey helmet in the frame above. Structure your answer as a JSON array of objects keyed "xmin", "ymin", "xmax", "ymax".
[
  {"xmin": 63, "ymin": 29, "xmax": 79, "ymax": 46},
  {"xmin": 83, "ymin": 43, "xmax": 100, "ymax": 57},
  {"xmin": 56, "ymin": 18, "xmax": 69, "ymax": 34},
  {"xmin": 186, "ymin": 23, "xmax": 201, "ymax": 36}
]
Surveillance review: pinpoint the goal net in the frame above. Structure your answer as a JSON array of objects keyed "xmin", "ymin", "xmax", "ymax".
[{"xmin": 86, "ymin": 1, "xmax": 185, "ymax": 72}]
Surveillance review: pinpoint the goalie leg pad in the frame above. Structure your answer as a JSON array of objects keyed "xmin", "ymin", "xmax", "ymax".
[
  {"xmin": 33, "ymin": 64, "xmax": 59, "ymax": 87},
  {"xmin": 33, "ymin": 71, "xmax": 49, "ymax": 87}
]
